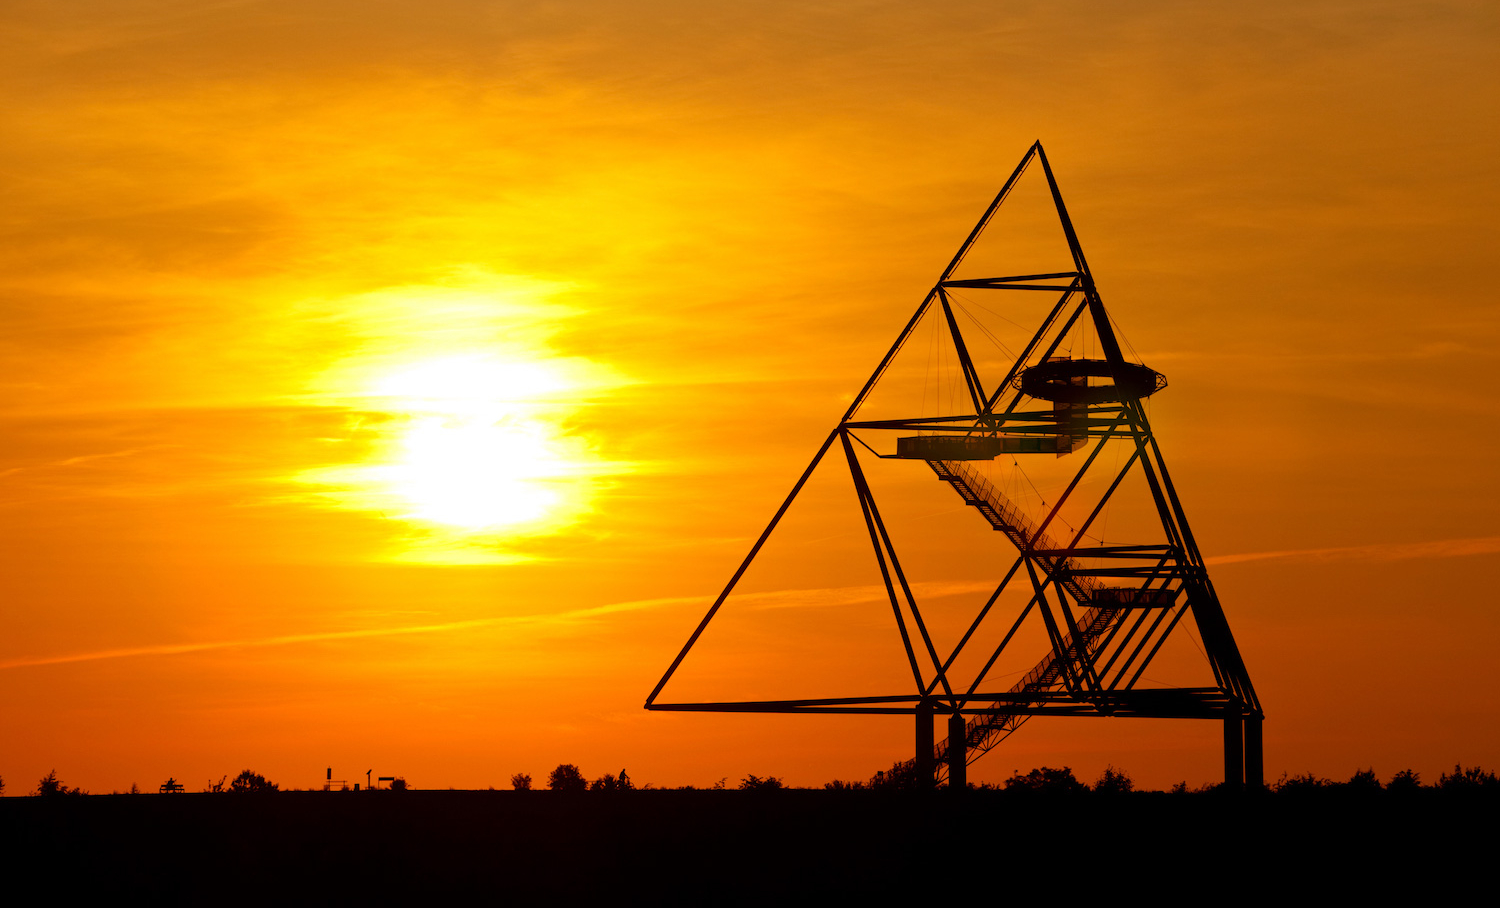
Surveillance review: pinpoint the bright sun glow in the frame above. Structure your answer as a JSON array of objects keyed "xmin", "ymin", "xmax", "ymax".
[
  {"xmin": 373, "ymin": 357, "xmax": 572, "ymax": 415},
  {"xmin": 367, "ymin": 355, "xmax": 590, "ymax": 531},
  {"xmin": 299, "ymin": 348, "xmax": 615, "ymax": 556},
  {"xmin": 291, "ymin": 274, "xmax": 630, "ymax": 559}
]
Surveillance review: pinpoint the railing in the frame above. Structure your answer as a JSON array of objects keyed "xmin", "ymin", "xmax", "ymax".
[
  {"xmin": 888, "ymin": 459, "xmax": 1124, "ymax": 781},
  {"xmin": 930, "ymin": 459, "xmax": 1102, "ymax": 603}
]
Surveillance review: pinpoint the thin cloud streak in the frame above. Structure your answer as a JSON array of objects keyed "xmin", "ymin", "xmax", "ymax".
[
  {"xmin": 0, "ymin": 580, "xmax": 995, "ymax": 671},
  {"xmin": 1205, "ymin": 535, "xmax": 1500, "ymax": 566},
  {"xmin": 0, "ymin": 596, "xmax": 693, "ymax": 671},
  {"xmin": 9, "ymin": 538, "xmax": 1493, "ymax": 670},
  {"xmin": 741, "ymin": 580, "xmax": 998, "ymax": 609}
]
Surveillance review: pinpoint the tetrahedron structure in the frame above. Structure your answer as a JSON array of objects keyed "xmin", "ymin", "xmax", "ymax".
[{"xmin": 646, "ymin": 142, "xmax": 1264, "ymax": 788}]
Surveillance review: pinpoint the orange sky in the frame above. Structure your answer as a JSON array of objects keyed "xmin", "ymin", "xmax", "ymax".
[{"xmin": 2, "ymin": 0, "xmax": 1497, "ymax": 792}]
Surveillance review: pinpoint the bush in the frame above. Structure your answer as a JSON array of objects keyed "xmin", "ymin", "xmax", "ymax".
[
  {"xmin": 547, "ymin": 764, "xmax": 587, "ymax": 792},
  {"xmin": 35, "ymin": 770, "xmax": 84, "ymax": 797},
  {"xmin": 388, "ymin": 777, "xmax": 409, "ymax": 792},
  {"xmin": 589, "ymin": 770, "xmax": 635, "ymax": 792},
  {"xmin": 1003, "ymin": 766, "xmax": 1085, "ymax": 794},
  {"xmin": 1438, "ymin": 765, "xmax": 1498, "ymax": 792},
  {"xmin": 739, "ymin": 774, "xmax": 785, "ymax": 791},
  {"xmin": 1346, "ymin": 768, "xmax": 1381, "ymax": 791},
  {"xmin": 229, "ymin": 770, "xmax": 279, "ymax": 794},
  {"xmin": 1388, "ymin": 769, "xmax": 1422, "ymax": 792},
  {"xmin": 1273, "ymin": 773, "xmax": 1331, "ymax": 794},
  {"xmin": 867, "ymin": 761, "xmax": 926, "ymax": 790},
  {"xmin": 824, "ymin": 780, "xmax": 867, "ymax": 791},
  {"xmin": 1092, "ymin": 765, "xmax": 1134, "ymax": 795},
  {"xmin": 510, "ymin": 773, "xmax": 532, "ymax": 791}
]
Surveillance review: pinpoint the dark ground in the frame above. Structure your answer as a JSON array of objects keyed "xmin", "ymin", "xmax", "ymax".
[{"xmin": 2, "ymin": 789, "xmax": 1492, "ymax": 903}]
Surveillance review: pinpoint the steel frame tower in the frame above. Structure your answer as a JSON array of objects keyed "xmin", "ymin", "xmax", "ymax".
[{"xmin": 645, "ymin": 142, "xmax": 1263, "ymax": 789}]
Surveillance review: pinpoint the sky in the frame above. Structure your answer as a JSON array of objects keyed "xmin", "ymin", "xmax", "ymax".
[{"xmin": 2, "ymin": 0, "xmax": 1497, "ymax": 793}]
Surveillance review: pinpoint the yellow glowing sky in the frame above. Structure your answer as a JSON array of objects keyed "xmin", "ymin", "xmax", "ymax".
[{"xmin": 2, "ymin": 0, "xmax": 1497, "ymax": 792}]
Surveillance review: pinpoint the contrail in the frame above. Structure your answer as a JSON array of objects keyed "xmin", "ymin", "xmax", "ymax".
[
  {"xmin": 8, "ymin": 539, "xmax": 1485, "ymax": 672},
  {"xmin": 0, "ymin": 580, "xmax": 1000, "ymax": 671},
  {"xmin": 738, "ymin": 580, "xmax": 999, "ymax": 610},
  {"xmin": 1204, "ymin": 534, "xmax": 1500, "ymax": 566},
  {"xmin": 0, "ymin": 595, "xmax": 699, "ymax": 671}
]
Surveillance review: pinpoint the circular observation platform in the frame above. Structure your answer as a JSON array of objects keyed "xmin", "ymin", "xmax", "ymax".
[{"xmin": 1015, "ymin": 358, "xmax": 1167, "ymax": 405}]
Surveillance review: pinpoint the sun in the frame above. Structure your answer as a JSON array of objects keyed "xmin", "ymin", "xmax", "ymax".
[
  {"xmin": 297, "ymin": 351, "xmax": 610, "ymax": 551},
  {"xmin": 379, "ymin": 415, "xmax": 565, "ymax": 529},
  {"xmin": 366, "ymin": 356, "xmax": 592, "ymax": 532}
]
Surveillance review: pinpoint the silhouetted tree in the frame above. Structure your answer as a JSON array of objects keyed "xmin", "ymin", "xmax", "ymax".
[
  {"xmin": 229, "ymin": 770, "xmax": 278, "ymax": 794},
  {"xmin": 824, "ymin": 779, "xmax": 867, "ymax": 791},
  {"xmin": 738, "ymin": 774, "xmax": 785, "ymax": 790},
  {"xmin": 35, "ymin": 770, "xmax": 84, "ymax": 797},
  {"xmin": 1346, "ymin": 768, "xmax": 1382, "ymax": 791},
  {"xmin": 388, "ymin": 777, "xmax": 409, "ymax": 791},
  {"xmin": 1438, "ymin": 764, "xmax": 1498, "ymax": 792},
  {"xmin": 1092, "ymin": 765, "xmax": 1134, "ymax": 795},
  {"xmin": 1273, "ymin": 773, "xmax": 1331, "ymax": 793},
  {"xmin": 1003, "ymin": 766, "xmax": 1085, "ymax": 794},
  {"xmin": 510, "ymin": 773, "xmax": 532, "ymax": 791},
  {"xmin": 1387, "ymin": 769, "xmax": 1422, "ymax": 792},
  {"xmin": 867, "ymin": 761, "xmax": 926, "ymax": 790},
  {"xmin": 547, "ymin": 764, "xmax": 587, "ymax": 792},
  {"xmin": 1169, "ymin": 781, "xmax": 1190, "ymax": 795}
]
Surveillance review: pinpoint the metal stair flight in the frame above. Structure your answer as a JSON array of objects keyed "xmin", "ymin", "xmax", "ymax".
[{"xmin": 913, "ymin": 459, "xmax": 1124, "ymax": 781}]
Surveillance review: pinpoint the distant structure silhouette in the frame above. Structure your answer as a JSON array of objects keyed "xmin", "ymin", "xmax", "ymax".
[{"xmin": 647, "ymin": 142, "xmax": 1263, "ymax": 789}]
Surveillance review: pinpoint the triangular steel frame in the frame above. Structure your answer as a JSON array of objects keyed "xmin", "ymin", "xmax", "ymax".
[{"xmin": 645, "ymin": 142, "xmax": 1263, "ymax": 786}]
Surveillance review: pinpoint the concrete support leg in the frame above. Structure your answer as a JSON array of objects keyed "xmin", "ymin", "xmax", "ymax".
[
  {"xmin": 915, "ymin": 701, "xmax": 934, "ymax": 788},
  {"xmin": 1223, "ymin": 715, "xmax": 1244, "ymax": 790},
  {"xmin": 947, "ymin": 712, "xmax": 967, "ymax": 791},
  {"xmin": 1245, "ymin": 715, "xmax": 1264, "ymax": 791}
]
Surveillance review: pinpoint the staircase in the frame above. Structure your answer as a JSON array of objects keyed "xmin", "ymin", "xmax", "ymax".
[
  {"xmin": 892, "ymin": 459, "xmax": 1123, "ymax": 782},
  {"xmin": 928, "ymin": 459, "xmax": 1103, "ymax": 605}
]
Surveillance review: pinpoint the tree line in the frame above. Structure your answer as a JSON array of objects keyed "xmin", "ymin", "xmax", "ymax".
[
  {"xmin": 6, "ymin": 768, "xmax": 406, "ymax": 796},
  {"xmin": 7, "ymin": 764, "xmax": 1498, "ymax": 796},
  {"xmin": 488, "ymin": 762, "xmax": 1500, "ymax": 794}
]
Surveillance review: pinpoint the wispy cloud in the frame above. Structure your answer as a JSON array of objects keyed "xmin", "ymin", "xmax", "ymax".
[
  {"xmin": 1205, "ymin": 535, "xmax": 1500, "ymax": 566},
  {"xmin": 0, "ymin": 446, "xmax": 171, "ymax": 480},
  {"xmin": 737, "ymin": 580, "xmax": 998, "ymax": 610},
  {"xmin": 0, "ymin": 596, "xmax": 690, "ymax": 671},
  {"xmin": 0, "ymin": 579, "xmax": 1000, "ymax": 671}
]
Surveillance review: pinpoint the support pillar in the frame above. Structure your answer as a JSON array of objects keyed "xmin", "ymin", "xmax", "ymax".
[
  {"xmin": 1245, "ymin": 715, "xmax": 1264, "ymax": 791},
  {"xmin": 1223, "ymin": 715, "xmax": 1244, "ymax": 791},
  {"xmin": 915, "ymin": 700, "xmax": 934, "ymax": 788},
  {"xmin": 947, "ymin": 712, "xmax": 967, "ymax": 791}
]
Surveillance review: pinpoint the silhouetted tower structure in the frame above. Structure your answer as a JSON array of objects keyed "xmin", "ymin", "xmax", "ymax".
[{"xmin": 646, "ymin": 142, "xmax": 1263, "ymax": 789}]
